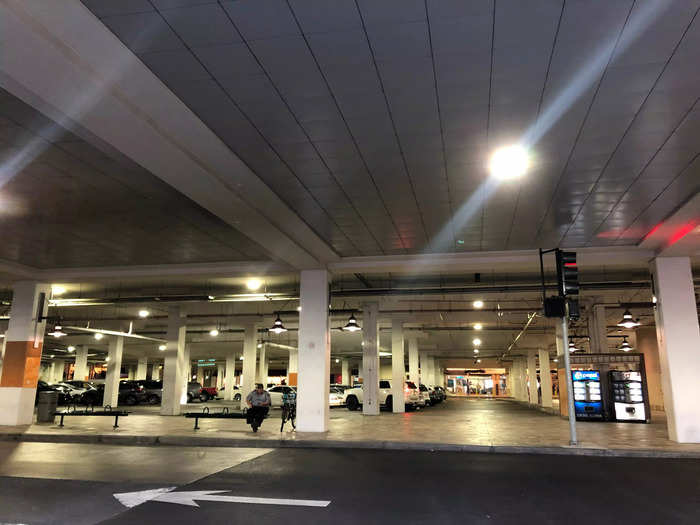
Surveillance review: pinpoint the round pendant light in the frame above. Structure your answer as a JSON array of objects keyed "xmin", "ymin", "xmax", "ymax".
[
  {"xmin": 269, "ymin": 315, "xmax": 287, "ymax": 334},
  {"xmin": 342, "ymin": 314, "xmax": 361, "ymax": 332},
  {"xmin": 616, "ymin": 310, "xmax": 640, "ymax": 329}
]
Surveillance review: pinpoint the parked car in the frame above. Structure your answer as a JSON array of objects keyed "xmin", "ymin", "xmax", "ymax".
[
  {"xmin": 267, "ymin": 385, "xmax": 296, "ymax": 407},
  {"xmin": 137, "ymin": 380, "xmax": 163, "ymax": 405},
  {"xmin": 80, "ymin": 380, "xmax": 147, "ymax": 406},
  {"xmin": 218, "ymin": 385, "xmax": 242, "ymax": 401},
  {"xmin": 433, "ymin": 386, "xmax": 447, "ymax": 401},
  {"xmin": 35, "ymin": 380, "xmax": 71, "ymax": 405},
  {"xmin": 345, "ymin": 380, "xmax": 421, "ymax": 411},
  {"xmin": 186, "ymin": 382, "xmax": 204, "ymax": 403},
  {"xmin": 56, "ymin": 381, "xmax": 89, "ymax": 401},
  {"xmin": 418, "ymin": 384, "xmax": 432, "ymax": 406},
  {"xmin": 199, "ymin": 386, "xmax": 218, "ymax": 402},
  {"xmin": 329, "ymin": 386, "xmax": 345, "ymax": 407}
]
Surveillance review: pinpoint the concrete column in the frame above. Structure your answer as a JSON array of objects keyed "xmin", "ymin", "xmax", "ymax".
[
  {"xmin": 216, "ymin": 363, "xmax": 225, "ymax": 390},
  {"xmin": 391, "ymin": 318, "xmax": 405, "ymax": 413},
  {"xmin": 341, "ymin": 358, "xmax": 350, "ymax": 385},
  {"xmin": 588, "ymin": 303, "xmax": 607, "ymax": 353},
  {"xmin": 240, "ymin": 324, "xmax": 257, "ymax": 410},
  {"xmin": 126, "ymin": 366, "xmax": 134, "ymax": 380},
  {"xmin": 257, "ymin": 343, "xmax": 267, "ymax": 384},
  {"xmin": 52, "ymin": 360, "xmax": 66, "ymax": 383},
  {"xmin": 651, "ymin": 257, "xmax": 700, "ymax": 442},
  {"xmin": 513, "ymin": 357, "xmax": 527, "ymax": 401},
  {"xmin": 153, "ymin": 364, "xmax": 162, "ymax": 381},
  {"xmin": 160, "ymin": 307, "xmax": 187, "ymax": 415},
  {"xmin": 288, "ymin": 349, "xmax": 298, "ymax": 386},
  {"xmin": 136, "ymin": 357, "xmax": 147, "ymax": 380},
  {"xmin": 296, "ymin": 269, "xmax": 330, "ymax": 432},
  {"xmin": 636, "ymin": 326, "xmax": 664, "ymax": 412},
  {"xmin": 195, "ymin": 366, "xmax": 204, "ymax": 385},
  {"xmin": 527, "ymin": 350, "xmax": 538, "ymax": 405},
  {"xmin": 539, "ymin": 349, "xmax": 553, "ymax": 407},
  {"xmin": 0, "ymin": 335, "xmax": 6, "ymax": 380},
  {"xmin": 408, "ymin": 337, "xmax": 419, "ymax": 386},
  {"xmin": 74, "ymin": 345, "xmax": 88, "ymax": 381},
  {"xmin": 224, "ymin": 353, "xmax": 237, "ymax": 401},
  {"xmin": 362, "ymin": 302, "xmax": 380, "ymax": 415},
  {"xmin": 103, "ymin": 336, "xmax": 124, "ymax": 407},
  {"xmin": 0, "ymin": 281, "xmax": 50, "ymax": 426}
]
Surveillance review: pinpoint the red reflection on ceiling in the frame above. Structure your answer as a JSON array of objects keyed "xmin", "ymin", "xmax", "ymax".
[
  {"xmin": 642, "ymin": 222, "xmax": 664, "ymax": 241},
  {"xmin": 668, "ymin": 220, "xmax": 699, "ymax": 246}
]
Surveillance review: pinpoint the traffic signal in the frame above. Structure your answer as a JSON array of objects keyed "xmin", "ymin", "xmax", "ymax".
[{"xmin": 556, "ymin": 250, "xmax": 579, "ymax": 296}]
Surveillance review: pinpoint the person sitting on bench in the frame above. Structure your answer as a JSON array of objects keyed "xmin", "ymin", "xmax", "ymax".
[{"xmin": 245, "ymin": 383, "xmax": 271, "ymax": 433}]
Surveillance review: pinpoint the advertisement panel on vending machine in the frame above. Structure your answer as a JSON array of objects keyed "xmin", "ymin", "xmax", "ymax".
[{"xmin": 571, "ymin": 370, "xmax": 604, "ymax": 420}]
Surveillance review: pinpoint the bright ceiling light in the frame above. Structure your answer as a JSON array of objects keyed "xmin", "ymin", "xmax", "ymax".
[
  {"xmin": 51, "ymin": 285, "xmax": 67, "ymax": 296},
  {"xmin": 342, "ymin": 314, "xmax": 361, "ymax": 332},
  {"xmin": 473, "ymin": 338, "xmax": 481, "ymax": 346},
  {"xmin": 473, "ymin": 300, "xmax": 484, "ymax": 309},
  {"xmin": 335, "ymin": 358, "xmax": 340, "ymax": 363},
  {"xmin": 209, "ymin": 329, "xmax": 219, "ymax": 337},
  {"xmin": 158, "ymin": 344, "xmax": 166, "ymax": 351},
  {"xmin": 569, "ymin": 341, "xmax": 577, "ymax": 353},
  {"xmin": 296, "ymin": 306, "xmax": 302, "ymax": 311},
  {"xmin": 616, "ymin": 310, "xmax": 640, "ymax": 329},
  {"xmin": 50, "ymin": 325, "xmax": 66, "ymax": 338},
  {"xmin": 477, "ymin": 359, "xmax": 482, "ymax": 363},
  {"xmin": 474, "ymin": 323, "xmax": 483, "ymax": 330},
  {"xmin": 94, "ymin": 332, "xmax": 104, "ymax": 340},
  {"xmin": 246, "ymin": 278, "xmax": 263, "ymax": 291},
  {"xmin": 67, "ymin": 346, "xmax": 75, "ymax": 352},
  {"xmin": 473, "ymin": 348, "xmax": 479, "ymax": 354},
  {"xmin": 619, "ymin": 338, "xmax": 633, "ymax": 352},
  {"xmin": 105, "ymin": 355, "xmax": 110, "ymax": 361},
  {"xmin": 489, "ymin": 145, "xmax": 529, "ymax": 180},
  {"xmin": 269, "ymin": 315, "xmax": 287, "ymax": 334},
  {"xmin": 257, "ymin": 343, "xmax": 263, "ymax": 349},
  {"xmin": 239, "ymin": 356, "xmax": 244, "ymax": 360},
  {"xmin": 138, "ymin": 309, "xmax": 150, "ymax": 318}
]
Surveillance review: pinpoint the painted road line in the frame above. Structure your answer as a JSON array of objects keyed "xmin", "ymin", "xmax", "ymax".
[{"xmin": 114, "ymin": 488, "xmax": 331, "ymax": 508}]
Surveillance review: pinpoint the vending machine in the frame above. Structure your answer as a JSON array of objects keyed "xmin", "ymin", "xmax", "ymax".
[
  {"xmin": 610, "ymin": 371, "xmax": 648, "ymax": 423},
  {"xmin": 571, "ymin": 370, "xmax": 604, "ymax": 420}
]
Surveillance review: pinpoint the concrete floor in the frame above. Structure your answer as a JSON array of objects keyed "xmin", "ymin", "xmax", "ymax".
[
  {"xmin": 1, "ymin": 446, "xmax": 699, "ymax": 524},
  {"xmin": 2, "ymin": 397, "xmax": 699, "ymax": 455}
]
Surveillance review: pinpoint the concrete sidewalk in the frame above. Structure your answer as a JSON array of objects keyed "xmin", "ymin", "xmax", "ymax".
[{"xmin": 2, "ymin": 398, "xmax": 699, "ymax": 459}]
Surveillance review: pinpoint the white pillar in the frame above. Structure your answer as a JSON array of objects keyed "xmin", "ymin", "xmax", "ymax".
[
  {"xmin": 527, "ymin": 350, "xmax": 538, "ymax": 405},
  {"xmin": 408, "ymin": 337, "xmax": 419, "ymax": 386},
  {"xmin": 391, "ymin": 318, "xmax": 405, "ymax": 413},
  {"xmin": 257, "ymin": 343, "xmax": 267, "ymax": 384},
  {"xmin": 52, "ymin": 360, "xmax": 66, "ymax": 383},
  {"xmin": 161, "ymin": 307, "xmax": 187, "ymax": 415},
  {"xmin": 341, "ymin": 358, "xmax": 350, "ymax": 385},
  {"xmin": 103, "ymin": 336, "xmax": 124, "ymax": 407},
  {"xmin": 153, "ymin": 364, "xmax": 162, "ymax": 381},
  {"xmin": 651, "ymin": 257, "xmax": 700, "ymax": 443},
  {"xmin": 216, "ymin": 363, "xmax": 225, "ymax": 390},
  {"xmin": 539, "ymin": 349, "xmax": 553, "ymax": 408},
  {"xmin": 74, "ymin": 345, "xmax": 88, "ymax": 381},
  {"xmin": 240, "ymin": 324, "xmax": 257, "ymax": 410},
  {"xmin": 288, "ymin": 348, "xmax": 298, "ymax": 386},
  {"xmin": 513, "ymin": 357, "xmax": 527, "ymax": 401},
  {"xmin": 0, "ymin": 281, "xmax": 50, "ymax": 426},
  {"xmin": 224, "ymin": 353, "xmax": 237, "ymax": 400},
  {"xmin": 0, "ymin": 335, "xmax": 6, "ymax": 380},
  {"xmin": 297, "ymin": 269, "xmax": 330, "ymax": 432},
  {"xmin": 362, "ymin": 302, "xmax": 380, "ymax": 415},
  {"xmin": 588, "ymin": 303, "xmax": 607, "ymax": 353},
  {"xmin": 136, "ymin": 357, "xmax": 147, "ymax": 380}
]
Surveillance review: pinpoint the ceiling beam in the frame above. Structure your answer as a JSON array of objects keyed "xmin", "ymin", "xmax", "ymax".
[{"xmin": 0, "ymin": 0, "xmax": 338, "ymax": 270}]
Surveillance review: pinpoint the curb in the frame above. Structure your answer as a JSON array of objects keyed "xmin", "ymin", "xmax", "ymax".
[{"xmin": 1, "ymin": 432, "xmax": 699, "ymax": 459}]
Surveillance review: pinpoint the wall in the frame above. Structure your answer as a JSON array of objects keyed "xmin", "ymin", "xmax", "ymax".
[{"xmin": 636, "ymin": 326, "xmax": 665, "ymax": 412}]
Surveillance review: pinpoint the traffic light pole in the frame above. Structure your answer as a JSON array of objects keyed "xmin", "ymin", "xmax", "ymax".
[{"xmin": 560, "ymin": 311, "xmax": 578, "ymax": 446}]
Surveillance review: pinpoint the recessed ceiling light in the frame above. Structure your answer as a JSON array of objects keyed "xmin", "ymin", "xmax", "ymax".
[
  {"xmin": 105, "ymin": 355, "xmax": 110, "ymax": 361},
  {"xmin": 335, "ymin": 358, "xmax": 340, "ymax": 363},
  {"xmin": 138, "ymin": 309, "xmax": 150, "ymax": 318},
  {"xmin": 209, "ymin": 329, "xmax": 219, "ymax": 337},
  {"xmin": 246, "ymin": 278, "xmax": 262, "ymax": 291},
  {"xmin": 67, "ymin": 346, "xmax": 75, "ymax": 352},
  {"xmin": 473, "ymin": 338, "xmax": 481, "ymax": 346},
  {"xmin": 473, "ymin": 300, "xmax": 484, "ymax": 309},
  {"xmin": 474, "ymin": 323, "xmax": 483, "ymax": 330},
  {"xmin": 239, "ymin": 356, "xmax": 244, "ymax": 360},
  {"xmin": 208, "ymin": 295, "xmax": 215, "ymax": 300},
  {"xmin": 94, "ymin": 333, "xmax": 104, "ymax": 340},
  {"xmin": 489, "ymin": 145, "xmax": 529, "ymax": 180},
  {"xmin": 51, "ymin": 285, "xmax": 66, "ymax": 296},
  {"xmin": 296, "ymin": 306, "xmax": 302, "ymax": 311},
  {"xmin": 158, "ymin": 344, "xmax": 166, "ymax": 351}
]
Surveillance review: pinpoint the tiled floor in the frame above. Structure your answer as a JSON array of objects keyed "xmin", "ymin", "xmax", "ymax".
[{"xmin": 2, "ymin": 397, "xmax": 699, "ymax": 454}]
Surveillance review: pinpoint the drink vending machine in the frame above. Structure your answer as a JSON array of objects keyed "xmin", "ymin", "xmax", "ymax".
[
  {"xmin": 571, "ymin": 370, "xmax": 604, "ymax": 420},
  {"xmin": 610, "ymin": 371, "xmax": 648, "ymax": 423}
]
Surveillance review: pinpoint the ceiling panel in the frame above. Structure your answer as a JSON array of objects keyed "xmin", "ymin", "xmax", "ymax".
[
  {"xmin": 71, "ymin": 0, "xmax": 700, "ymax": 258},
  {"xmin": 0, "ymin": 88, "xmax": 270, "ymax": 268}
]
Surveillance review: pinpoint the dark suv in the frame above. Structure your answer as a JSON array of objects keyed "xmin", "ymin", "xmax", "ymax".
[
  {"xmin": 80, "ymin": 380, "xmax": 148, "ymax": 406},
  {"xmin": 138, "ymin": 380, "xmax": 163, "ymax": 405}
]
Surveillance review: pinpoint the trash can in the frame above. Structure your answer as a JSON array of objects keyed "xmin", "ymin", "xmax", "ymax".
[{"xmin": 36, "ymin": 391, "xmax": 58, "ymax": 423}]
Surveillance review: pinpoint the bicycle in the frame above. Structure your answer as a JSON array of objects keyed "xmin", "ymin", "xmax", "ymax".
[{"xmin": 280, "ymin": 391, "xmax": 297, "ymax": 432}]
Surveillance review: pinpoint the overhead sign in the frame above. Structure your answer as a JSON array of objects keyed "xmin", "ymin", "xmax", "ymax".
[{"xmin": 114, "ymin": 488, "xmax": 331, "ymax": 508}]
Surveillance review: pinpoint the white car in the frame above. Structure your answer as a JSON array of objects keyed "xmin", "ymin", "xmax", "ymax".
[
  {"xmin": 267, "ymin": 385, "xmax": 296, "ymax": 407},
  {"xmin": 329, "ymin": 387, "xmax": 345, "ymax": 407},
  {"xmin": 344, "ymin": 380, "xmax": 421, "ymax": 411}
]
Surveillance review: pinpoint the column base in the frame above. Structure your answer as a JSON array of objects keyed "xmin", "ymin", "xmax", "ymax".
[{"xmin": 0, "ymin": 387, "xmax": 36, "ymax": 426}]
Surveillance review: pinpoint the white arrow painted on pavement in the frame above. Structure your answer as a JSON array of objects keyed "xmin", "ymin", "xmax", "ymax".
[{"xmin": 114, "ymin": 488, "xmax": 331, "ymax": 509}]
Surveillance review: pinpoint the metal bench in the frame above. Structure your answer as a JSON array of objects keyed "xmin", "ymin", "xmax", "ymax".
[
  {"xmin": 183, "ymin": 406, "xmax": 248, "ymax": 430},
  {"xmin": 54, "ymin": 405, "xmax": 130, "ymax": 429}
]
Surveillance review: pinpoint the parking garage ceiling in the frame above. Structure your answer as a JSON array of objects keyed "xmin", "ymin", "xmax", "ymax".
[{"xmin": 0, "ymin": 0, "xmax": 697, "ymax": 274}]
